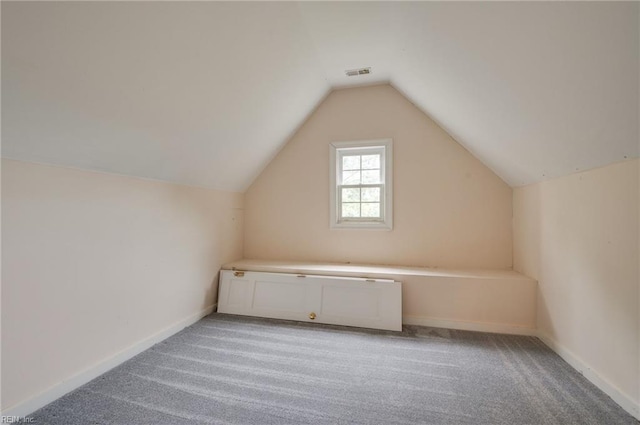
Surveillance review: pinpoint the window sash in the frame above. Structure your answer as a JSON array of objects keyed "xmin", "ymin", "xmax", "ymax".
[
  {"xmin": 337, "ymin": 183, "xmax": 385, "ymax": 222},
  {"xmin": 337, "ymin": 148, "xmax": 385, "ymax": 186}
]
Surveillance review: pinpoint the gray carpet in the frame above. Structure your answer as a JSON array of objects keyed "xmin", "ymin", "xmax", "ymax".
[{"xmin": 31, "ymin": 313, "xmax": 637, "ymax": 424}]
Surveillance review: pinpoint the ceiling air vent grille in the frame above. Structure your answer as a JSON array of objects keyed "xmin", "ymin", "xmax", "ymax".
[{"xmin": 345, "ymin": 67, "xmax": 371, "ymax": 77}]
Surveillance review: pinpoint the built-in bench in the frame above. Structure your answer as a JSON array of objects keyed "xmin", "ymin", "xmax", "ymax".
[{"xmin": 219, "ymin": 259, "xmax": 537, "ymax": 335}]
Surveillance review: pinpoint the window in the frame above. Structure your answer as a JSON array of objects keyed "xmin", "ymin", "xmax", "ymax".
[{"xmin": 330, "ymin": 139, "xmax": 393, "ymax": 229}]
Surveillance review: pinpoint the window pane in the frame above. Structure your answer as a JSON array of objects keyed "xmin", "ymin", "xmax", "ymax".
[
  {"xmin": 342, "ymin": 188, "xmax": 360, "ymax": 202},
  {"xmin": 361, "ymin": 203, "xmax": 380, "ymax": 218},
  {"xmin": 362, "ymin": 170, "xmax": 381, "ymax": 184},
  {"xmin": 361, "ymin": 187, "xmax": 380, "ymax": 202},
  {"xmin": 342, "ymin": 155, "xmax": 360, "ymax": 171},
  {"xmin": 342, "ymin": 170, "xmax": 361, "ymax": 185},
  {"xmin": 361, "ymin": 154, "xmax": 380, "ymax": 170},
  {"xmin": 342, "ymin": 203, "xmax": 360, "ymax": 218}
]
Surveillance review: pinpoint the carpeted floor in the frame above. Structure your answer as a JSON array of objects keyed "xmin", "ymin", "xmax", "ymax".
[{"xmin": 31, "ymin": 313, "xmax": 638, "ymax": 424}]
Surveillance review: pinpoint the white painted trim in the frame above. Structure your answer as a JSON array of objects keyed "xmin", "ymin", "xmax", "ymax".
[
  {"xmin": 536, "ymin": 331, "xmax": 639, "ymax": 421},
  {"xmin": 1, "ymin": 304, "xmax": 217, "ymax": 417},
  {"xmin": 402, "ymin": 315, "xmax": 537, "ymax": 336}
]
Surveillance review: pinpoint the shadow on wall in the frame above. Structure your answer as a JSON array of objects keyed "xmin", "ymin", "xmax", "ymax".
[{"xmin": 206, "ymin": 271, "xmax": 221, "ymax": 311}]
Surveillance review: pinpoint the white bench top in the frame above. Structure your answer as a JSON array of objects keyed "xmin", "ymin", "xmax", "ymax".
[{"xmin": 222, "ymin": 259, "xmax": 535, "ymax": 281}]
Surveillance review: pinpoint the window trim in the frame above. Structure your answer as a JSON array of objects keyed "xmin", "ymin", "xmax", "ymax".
[{"xmin": 329, "ymin": 139, "xmax": 393, "ymax": 230}]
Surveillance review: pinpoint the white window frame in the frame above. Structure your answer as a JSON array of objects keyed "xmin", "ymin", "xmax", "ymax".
[{"xmin": 329, "ymin": 139, "xmax": 393, "ymax": 230}]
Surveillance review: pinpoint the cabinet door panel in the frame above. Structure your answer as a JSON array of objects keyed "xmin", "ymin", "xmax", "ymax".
[
  {"xmin": 253, "ymin": 280, "xmax": 308, "ymax": 312},
  {"xmin": 317, "ymin": 278, "xmax": 401, "ymax": 331},
  {"xmin": 227, "ymin": 278, "xmax": 254, "ymax": 309},
  {"xmin": 218, "ymin": 271, "xmax": 256, "ymax": 314},
  {"xmin": 321, "ymin": 284, "xmax": 380, "ymax": 319}
]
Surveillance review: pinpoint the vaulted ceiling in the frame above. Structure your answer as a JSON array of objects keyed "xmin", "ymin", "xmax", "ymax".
[{"xmin": 3, "ymin": 2, "xmax": 638, "ymax": 191}]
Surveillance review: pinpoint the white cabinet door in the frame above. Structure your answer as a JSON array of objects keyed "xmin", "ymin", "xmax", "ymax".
[
  {"xmin": 217, "ymin": 270, "xmax": 402, "ymax": 331},
  {"xmin": 218, "ymin": 271, "xmax": 319, "ymax": 323},
  {"xmin": 315, "ymin": 275, "xmax": 402, "ymax": 331}
]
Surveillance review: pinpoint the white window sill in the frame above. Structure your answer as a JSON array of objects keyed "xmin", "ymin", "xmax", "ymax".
[{"xmin": 330, "ymin": 221, "xmax": 393, "ymax": 230}]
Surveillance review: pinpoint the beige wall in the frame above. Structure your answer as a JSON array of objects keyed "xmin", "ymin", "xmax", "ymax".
[
  {"xmin": 1, "ymin": 159, "xmax": 243, "ymax": 411},
  {"xmin": 245, "ymin": 84, "xmax": 513, "ymax": 269},
  {"xmin": 514, "ymin": 159, "xmax": 639, "ymax": 411}
]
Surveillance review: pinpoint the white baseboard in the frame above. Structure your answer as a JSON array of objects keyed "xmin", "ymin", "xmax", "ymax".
[
  {"xmin": 402, "ymin": 315, "xmax": 537, "ymax": 336},
  {"xmin": 1, "ymin": 304, "xmax": 216, "ymax": 418},
  {"xmin": 5, "ymin": 309, "xmax": 637, "ymax": 422},
  {"xmin": 536, "ymin": 331, "xmax": 639, "ymax": 421}
]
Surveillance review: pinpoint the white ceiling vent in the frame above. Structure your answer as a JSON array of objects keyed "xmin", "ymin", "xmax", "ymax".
[{"xmin": 345, "ymin": 67, "xmax": 371, "ymax": 77}]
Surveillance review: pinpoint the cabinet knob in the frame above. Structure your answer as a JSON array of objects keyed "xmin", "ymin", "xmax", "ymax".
[{"xmin": 308, "ymin": 312, "xmax": 316, "ymax": 320}]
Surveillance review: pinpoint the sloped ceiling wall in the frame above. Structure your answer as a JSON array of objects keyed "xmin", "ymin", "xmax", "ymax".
[
  {"xmin": 244, "ymin": 84, "xmax": 514, "ymax": 269},
  {"xmin": 3, "ymin": 2, "xmax": 638, "ymax": 191},
  {"xmin": 2, "ymin": 2, "xmax": 329, "ymax": 191}
]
